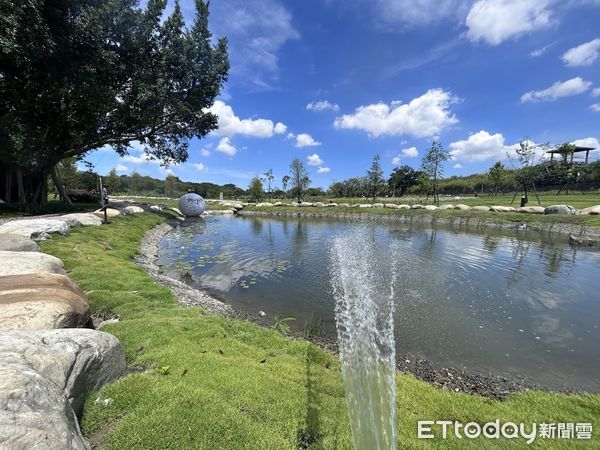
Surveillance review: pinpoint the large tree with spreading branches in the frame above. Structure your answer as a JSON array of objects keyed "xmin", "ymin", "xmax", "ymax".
[{"xmin": 0, "ymin": 0, "xmax": 229, "ymax": 204}]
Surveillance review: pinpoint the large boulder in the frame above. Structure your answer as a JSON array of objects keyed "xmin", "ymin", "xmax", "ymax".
[
  {"xmin": 149, "ymin": 205, "xmax": 163, "ymax": 212},
  {"xmin": 490, "ymin": 206, "xmax": 516, "ymax": 212},
  {"xmin": 438, "ymin": 204, "xmax": 454, "ymax": 210},
  {"xmin": 0, "ymin": 329, "xmax": 126, "ymax": 449},
  {"xmin": 60, "ymin": 213, "xmax": 103, "ymax": 226},
  {"xmin": 454, "ymin": 204, "xmax": 471, "ymax": 211},
  {"xmin": 578, "ymin": 205, "xmax": 600, "ymax": 215},
  {"xmin": 0, "ymin": 251, "xmax": 65, "ymax": 276},
  {"xmin": 0, "ymin": 234, "xmax": 39, "ymax": 252},
  {"xmin": 324, "ymin": 203, "xmax": 338, "ymax": 207},
  {"xmin": 0, "ymin": 219, "xmax": 70, "ymax": 241},
  {"xmin": 314, "ymin": 202, "xmax": 325, "ymax": 207},
  {"xmin": 255, "ymin": 202, "xmax": 274, "ymax": 208},
  {"xmin": 372, "ymin": 203, "xmax": 384, "ymax": 208},
  {"xmin": 384, "ymin": 203, "xmax": 399, "ymax": 209},
  {"xmin": 339, "ymin": 203, "xmax": 350, "ymax": 207},
  {"xmin": 123, "ymin": 205, "xmax": 144, "ymax": 214},
  {"xmin": 411, "ymin": 204, "xmax": 424, "ymax": 209},
  {"xmin": 423, "ymin": 205, "xmax": 438, "ymax": 210},
  {"xmin": 517, "ymin": 206, "xmax": 545, "ymax": 214},
  {"xmin": 0, "ymin": 273, "xmax": 91, "ymax": 330},
  {"xmin": 298, "ymin": 202, "xmax": 314, "ymax": 207},
  {"xmin": 397, "ymin": 204, "xmax": 411, "ymax": 210},
  {"xmin": 358, "ymin": 204, "xmax": 372, "ymax": 208},
  {"xmin": 471, "ymin": 206, "xmax": 491, "ymax": 212},
  {"xmin": 544, "ymin": 204, "xmax": 577, "ymax": 215},
  {"xmin": 93, "ymin": 208, "xmax": 121, "ymax": 219}
]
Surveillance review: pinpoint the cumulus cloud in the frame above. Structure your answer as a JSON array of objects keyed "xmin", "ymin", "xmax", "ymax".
[
  {"xmin": 317, "ymin": 166, "xmax": 331, "ymax": 174},
  {"xmin": 307, "ymin": 154, "xmax": 324, "ymax": 166},
  {"xmin": 466, "ymin": 0, "xmax": 554, "ymax": 45},
  {"xmin": 115, "ymin": 164, "xmax": 128, "ymax": 173},
  {"xmin": 449, "ymin": 131, "xmax": 553, "ymax": 163},
  {"xmin": 274, "ymin": 122, "xmax": 288, "ymax": 134},
  {"xmin": 530, "ymin": 44, "xmax": 552, "ymax": 58},
  {"xmin": 591, "ymin": 104, "xmax": 600, "ymax": 112},
  {"xmin": 207, "ymin": 101, "xmax": 284, "ymax": 138},
  {"xmin": 334, "ymin": 89, "xmax": 458, "ymax": 138},
  {"xmin": 573, "ymin": 137, "xmax": 600, "ymax": 149},
  {"xmin": 295, "ymin": 133, "xmax": 321, "ymax": 148},
  {"xmin": 216, "ymin": 137, "xmax": 238, "ymax": 156},
  {"xmin": 122, "ymin": 152, "xmax": 162, "ymax": 165},
  {"xmin": 521, "ymin": 77, "xmax": 592, "ymax": 103},
  {"xmin": 200, "ymin": 148, "xmax": 211, "ymax": 157},
  {"xmin": 562, "ymin": 39, "xmax": 600, "ymax": 67},
  {"xmin": 193, "ymin": 163, "xmax": 207, "ymax": 172},
  {"xmin": 392, "ymin": 147, "xmax": 419, "ymax": 165},
  {"xmin": 453, "ymin": 163, "xmax": 463, "ymax": 169},
  {"xmin": 592, "ymin": 88, "xmax": 600, "ymax": 97},
  {"xmin": 306, "ymin": 100, "xmax": 340, "ymax": 112}
]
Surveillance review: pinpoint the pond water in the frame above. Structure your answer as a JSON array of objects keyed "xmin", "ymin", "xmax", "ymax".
[{"xmin": 157, "ymin": 215, "xmax": 600, "ymax": 391}]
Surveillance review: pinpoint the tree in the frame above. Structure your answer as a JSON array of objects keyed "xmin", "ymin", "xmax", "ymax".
[
  {"xmin": 488, "ymin": 162, "xmax": 507, "ymax": 195},
  {"xmin": 420, "ymin": 141, "xmax": 450, "ymax": 204},
  {"xmin": 263, "ymin": 169, "xmax": 274, "ymax": 202},
  {"xmin": 0, "ymin": 0, "xmax": 229, "ymax": 205},
  {"xmin": 103, "ymin": 169, "xmax": 121, "ymax": 194},
  {"xmin": 508, "ymin": 138, "xmax": 547, "ymax": 205},
  {"xmin": 165, "ymin": 174, "xmax": 178, "ymax": 198},
  {"xmin": 281, "ymin": 175, "xmax": 290, "ymax": 197},
  {"xmin": 388, "ymin": 165, "xmax": 420, "ymax": 197},
  {"xmin": 289, "ymin": 158, "xmax": 310, "ymax": 202},
  {"xmin": 366, "ymin": 154, "xmax": 385, "ymax": 201},
  {"xmin": 248, "ymin": 176, "xmax": 264, "ymax": 202}
]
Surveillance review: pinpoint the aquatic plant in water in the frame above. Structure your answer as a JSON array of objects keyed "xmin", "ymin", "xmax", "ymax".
[{"xmin": 330, "ymin": 226, "xmax": 398, "ymax": 450}]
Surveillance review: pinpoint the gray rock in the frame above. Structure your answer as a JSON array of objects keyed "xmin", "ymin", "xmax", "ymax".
[
  {"xmin": 324, "ymin": 203, "xmax": 338, "ymax": 207},
  {"xmin": 0, "ymin": 251, "xmax": 65, "ymax": 276},
  {"xmin": 0, "ymin": 273, "xmax": 91, "ymax": 331},
  {"xmin": 0, "ymin": 329, "xmax": 126, "ymax": 449},
  {"xmin": 471, "ymin": 206, "xmax": 491, "ymax": 212},
  {"xmin": 93, "ymin": 208, "xmax": 121, "ymax": 219},
  {"xmin": 60, "ymin": 213, "xmax": 103, "ymax": 226},
  {"xmin": 339, "ymin": 203, "xmax": 350, "ymax": 207},
  {"xmin": 517, "ymin": 206, "xmax": 545, "ymax": 214},
  {"xmin": 290, "ymin": 202, "xmax": 300, "ymax": 207},
  {"xmin": 372, "ymin": 203, "xmax": 384, "ymax": 208},
  {"xmin": 149, "ymin": 205, "xmax": 163, "ymax": 211},
  {"xmin": 0, "ymin": 219, "xmax": 70, "ymax": 241},
  {"xmin": 255, "ymin": 202, "xmax": 274, "ymax": 208},
  {"xmin": 423, "ymin": 205, "xmax": 438, "ymax": 210},
  {"xmin": 411, "ymin": 204, "xmax": 425, "ymax": 209},
  {"xmin": 314, "ymin": 202, "xmax": 325, "ymax": 207},
  {"xmin": 438, "ymin": 204, "xmax": 454, "ymax": 210},
  {"xmin": 579, "ymin": 205, "xmax": 600, "ymax": 215},
  {"xmin": 209, "ymin": 209, "xmax": 234, "ymax": 215},
  {"xmin": 123, "ymin": 205, "xmax": 145, "ymax": 214},
  {"xmin": 384, "ymin": 203, "xmax": 399, "ymax": 209},
  {"xmin": 358, "ymin": 204, "xmax": 372, "ymax": 208},
  {"xmin": 298, "ymin": 202, "xmax": 314, "ymax": 207},
  {"xmin": 544, "ymin": 204, "xmax": 576, "ymax": 215},
  {"xmin": 272, "ymin": 202, "xmax": 284, "ymax": 207},
  {"xmin": 0, "ymin": 234, "xmax": 39, "ymax": 252},
  {"xmin": 489, "ymin": 206, "xmax": 516, "ymax": 212},
  {"xmin": 454, "ymin": 204, "xmax": 471, "ymax": 211},
  {"xmin": 569, "ymin": 235, "xmax": 600, "ymax": 247},
  {"xmin": 397, "ymin": 204, "xmax": 411, "ymax": 209}
]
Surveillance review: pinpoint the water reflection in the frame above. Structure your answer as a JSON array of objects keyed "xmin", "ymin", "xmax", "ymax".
[{"xmin": 157, "ymin": 215, "xmax": 600, "ymax": 391}]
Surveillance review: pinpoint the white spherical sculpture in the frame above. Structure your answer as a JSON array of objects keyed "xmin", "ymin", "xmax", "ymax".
[{"xmin": 178, "ymin": 193, "xmax": 206, "ymax": 217}]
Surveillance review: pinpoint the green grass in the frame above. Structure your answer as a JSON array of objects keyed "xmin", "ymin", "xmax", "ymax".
[
  {"xmin": 40, "ymin": 213, "xmax": 600, "ymax": 448},
  {"xmin": 111, "ymin": 195, "xmax": 234, "ymax": 211}
]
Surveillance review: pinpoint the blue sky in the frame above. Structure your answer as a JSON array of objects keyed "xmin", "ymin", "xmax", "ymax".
[{"xmin": 86, "ymin": 0, "xmax": 600, "ymax": 189}]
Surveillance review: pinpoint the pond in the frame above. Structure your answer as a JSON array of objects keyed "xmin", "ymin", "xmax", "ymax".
[{"xmin": 156, "ymin": 215, "xmax": 600, "ymax": 392}]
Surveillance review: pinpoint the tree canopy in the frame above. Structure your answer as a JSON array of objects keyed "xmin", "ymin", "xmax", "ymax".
[{"xmin": 0, "ymin": 0, "xmax": 228, "ymax": 204}]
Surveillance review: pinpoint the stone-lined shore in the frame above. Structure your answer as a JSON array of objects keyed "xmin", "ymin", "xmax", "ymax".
[{"xmin": 138, "ymin": 218, "xmax": 579, "ymax": 401}]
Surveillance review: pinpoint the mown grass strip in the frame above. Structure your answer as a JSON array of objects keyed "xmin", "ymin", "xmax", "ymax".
[{"xmin": 41, "ymin": 213, "xmax": 600, "ymax": 449}]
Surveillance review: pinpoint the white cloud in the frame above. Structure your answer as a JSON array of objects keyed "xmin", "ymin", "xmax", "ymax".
[
  {"xmin": 453, "ymin": 163, "xmax": 463, "ymax": 169},
  {"xmin": 307, "ymin": 154, "xmax": 324, "ymax": 166},
  {"xmin": 449, "ymin": 131, "xmax": 551, "ymax": 163},
  {"xmin": 591, "ymin": 103, "xmax": 600, "ymax": 112},
  {"xmin": 274, "ymin": 122, "xmax": 288, "ymax": 134},
  {"xmin": 122, "ymin": 152, "xmax": 162, "ymax": 165},
  {"xmin": 317, "ymin": 166, "xmax": 331, "ymax": 174},
  {"xmin": 562, "ymin": 39, "xmax": 600, "ymax": 67},
  {"xmin": 216, "ymin": 137, "xmax": 238, "ymax": 156},
  {"xmin": 286, "ymin": 132, "xmax": 295, "ymax": 139},
  {"xmin": 449, "ymin": 130, "xmax": 512, "ymax": 162},
  {"xmin": 209, "ymin": 0, "xmax": 299, "ymax": 89},
  {"xmin": 371, "ymin": 0, "xmax": 467, "ymax": 28},
  {"xmin": 521, "ymin": 77, "xmax": 592, "ymax": 103},
  {"xmin": 592, "ymin": 88, "xmax": 600, "ymax": 97},
  {"xmin": 193, "ymin": 163, "xmax": 208, "ymax": 172},
  {"xmin": 392, "ymin": 147, "xmax": 419, "ymax": 165},
  {"xmin": 466, "ymin": 0, "xmax": 554, "ymax": 45},
  {"xmin": 573, "ymin": 137, "xmax": 599, "ymax": 149},
  {"xmin": 306, "ymin": 100, "xmax": 340, "ymax": 112},
  {"xmin": 295, "ymin": 133, "xmax": 321, "ymax": 148},
  {"xmin": 207, "ymin": 101, "xmax": 282, "ymax": 138},
  {"xmin": 200, "ymin": 148, "xmax": 211, "ymax": 157},
  {"xmin": 334, "ymin": 89, "xmax": 458, "ymax": 138},
  {"xmin": 115, "ymin": 164, "xmax": 128, "ymax": 173},
  {"xmin": 530, "ymin": 44, "xmax": 552, "ymax": 58}
]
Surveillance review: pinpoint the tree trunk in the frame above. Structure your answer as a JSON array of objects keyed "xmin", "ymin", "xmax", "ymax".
[
  {"xmin": 16, "ymin": 169, "xmax": 26, "ymax": 203},
  {"xmin": 51, "ymin": 166, "xmax": 73, "ymax": 206}
]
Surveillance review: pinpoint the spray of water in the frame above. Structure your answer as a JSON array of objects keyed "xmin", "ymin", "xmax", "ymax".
[{"xmin": 330, "ymin": 226, "xmax": 398, "ymax": 450}]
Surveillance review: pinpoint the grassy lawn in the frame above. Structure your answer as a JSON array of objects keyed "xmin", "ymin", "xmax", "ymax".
[
  {"xmin": 40, "ymin": 213, "xmax": 600, "ymax": 449},
  {"xmin": 111, "ymin": 195, "xmax": 233, "ymax": 210}
]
